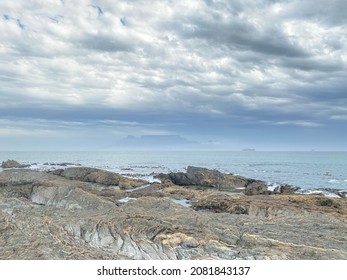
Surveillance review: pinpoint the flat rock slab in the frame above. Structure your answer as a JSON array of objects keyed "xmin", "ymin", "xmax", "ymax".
[{"xmin": 52, "ymin": 167, "xmax": 148, "ymax": 189}]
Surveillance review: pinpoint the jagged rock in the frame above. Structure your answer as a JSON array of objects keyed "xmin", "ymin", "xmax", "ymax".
[
  {"xmin": 244, "ymin": 182, "xmax": 271, "ymax": 195},
  {"xmin": 244, "ymin": 183, "xmax": 300, "ymax": 196},
  {"xmin": 1, "ymin": 168, "xmax": 347, "ymax": 260},
  {"xmin": 52, "ymin": 167, "xmax": 148, "ymax": 189},
  {"xmin": 314, "ymin": 188, "xmax": 347, "ymax": 198},
  {"xmin": 157, "ymin": 166, "xmax": 267, "ymax": 192},
  {"xmin": 273, "ymin": 184, "xmax": 300, "ymax": 195},
  {"xmin": 30, "ymin": 183, "xmax": 115, "ymax": 210},
  {"xmin": 1, "ymin": 160, "xmax": 29, "ymax": 169}
]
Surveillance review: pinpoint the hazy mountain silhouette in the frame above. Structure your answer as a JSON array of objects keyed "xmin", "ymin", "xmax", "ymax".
[{"xmin": 116, "ymin": 135, "xmax": 198, "ymax": 149}]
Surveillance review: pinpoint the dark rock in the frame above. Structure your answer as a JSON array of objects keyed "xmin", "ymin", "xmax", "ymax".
[
  {"xmin": 317, "ymin": 188, "xmax": 347, "ymax": 198},
  {"xmin": 244, "ymin": 183, "xmax": 300, "ymax": 196},
  {"xmin": 51, "ymin": 169, "xmax": 64, "ymax": 176},
  {"xmin": 273, "ymin": 184, "xmax": 300, "ymax": 195},
  {"xmin": 338, "ymin": 191, "xmax": 347, "ymax": 198},
  {"xmin": 315, "ymin": 197, "xmax": 340, "ymax": 208},
  {"xmin": 157, "ymin": 166, "xmax": 267, "ymax": 192},
  {"xmin": 244, "ymin": 182, "xmax": 271, "ymax": 195},
  {"xmin": 58, "ymin": 162, "xmax": 82, "ymax": 166}
]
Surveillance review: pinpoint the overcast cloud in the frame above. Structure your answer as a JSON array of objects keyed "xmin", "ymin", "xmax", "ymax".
[{"xmin": 0, "ymin": 0, "xmax": 346, "ymax": 150}]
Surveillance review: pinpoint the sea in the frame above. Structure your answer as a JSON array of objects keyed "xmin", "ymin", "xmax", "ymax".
[{"xmin": 0, "ymin": 151, "xmax": 346, "ymax": 192}]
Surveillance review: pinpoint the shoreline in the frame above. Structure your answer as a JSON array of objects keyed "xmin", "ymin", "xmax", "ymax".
[
  {"xmin": 1, "ymin": 151, "xmax": 347, "ymax": 190},
  {"xmin": 1, "ymin": 160, "xmax": 347, "ymax": 260},
  {"xmin": 1, "ymin": 159, "xmax": 346, "ymax": 198}
]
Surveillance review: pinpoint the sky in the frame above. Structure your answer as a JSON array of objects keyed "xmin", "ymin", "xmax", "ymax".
[{"xmin": 0, "ymin": 0, "xmax": 346, "ymax": 151}]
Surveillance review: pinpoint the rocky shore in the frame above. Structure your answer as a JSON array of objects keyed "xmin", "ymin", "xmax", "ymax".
[{"xmin": 1, "ymin": 160, "xmax": 347, "ymax": 260}]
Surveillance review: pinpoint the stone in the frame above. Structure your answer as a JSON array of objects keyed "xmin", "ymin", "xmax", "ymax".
[
  {"xmin": 273, "ymin": 184, "xmax": 300, "ymax": 195},
  {"xmin": 157, "ymin": 166, "xmax": 267, "ymax": 192},
  {"xmin": 244, "ymin": 182, "xmax": 271, "ymax": 195},
  {"xmin": 1, "ymin": 160, "xmax": 29, "ymax": 169},
  {"xmin": 1, "ymin": 168, "xmax": 347, "ymax": 260},
  {"xmin": 52, "ymin": 167, "xmax": 148, "ymax": 189},
  {"xmin": 30, "ymin": 183, "xmax": 115, "ymax": 210}
]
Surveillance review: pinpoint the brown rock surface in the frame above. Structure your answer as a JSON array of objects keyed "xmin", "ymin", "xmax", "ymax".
[
  {"xmin": 52, "ymin": 167, "xmax": 148, "ymax": 189},
  {"xmin": 1, "ymin": 168, "xmax": 347, "ymax": 260}
]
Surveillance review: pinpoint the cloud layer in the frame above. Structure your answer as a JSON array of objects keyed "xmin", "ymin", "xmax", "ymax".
[{"xmin": 1, "ymin": 0, "xmax": 346, "ymax": 150}]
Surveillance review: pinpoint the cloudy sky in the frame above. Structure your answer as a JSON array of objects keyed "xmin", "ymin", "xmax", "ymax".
[{"xmin": 0, "ymin": 0, "xmax": 346, "ymax": 150}]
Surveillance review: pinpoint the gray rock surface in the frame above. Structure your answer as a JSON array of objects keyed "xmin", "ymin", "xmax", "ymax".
[
  {"xmin": 1, "ymin": 168, "xmax": 347, "ymax": 260},
  {"xmin": 1, "ymin": 159, "xmax": 29, "ymax": 169},
  {"xmin": 157, "ymin": 166, "xmax": 267, "ymax": 191},
  {"xmin": 52, "ymin": 167, "xmax": 148, "ymax": 189}
]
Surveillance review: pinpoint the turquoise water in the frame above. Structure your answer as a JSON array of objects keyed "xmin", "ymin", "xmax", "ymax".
[{"xmin": 0, "ymin": 151, "xmax": 346, "ymax": 190}]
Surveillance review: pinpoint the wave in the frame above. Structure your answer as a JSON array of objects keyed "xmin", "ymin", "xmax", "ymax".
[{"xmin": 328, "ymin": 179, "xmax": 340, "ymax": 184}]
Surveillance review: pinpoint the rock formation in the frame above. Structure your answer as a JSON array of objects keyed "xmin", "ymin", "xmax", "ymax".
[
  {"xmin": 1, "ymin": 164, "xmax": 347, "ymax": 260},
  {"xmin": 156, "ymin": 166, "xmax": 267, "ymax": 192},
  {"xmin": 52, "ymin": 167, "xmax": 148, "ymax": 189},
  {"xmin": 1, "ymin": 159, "xmax": 29, "ymax": 169}
]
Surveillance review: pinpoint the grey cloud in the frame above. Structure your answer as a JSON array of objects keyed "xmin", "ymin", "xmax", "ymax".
[
  {"xmin": 180, "ymin": 18, "xmax": 307, "ymax": 58},
  {"xmin": 91, "ymin": 5, "xmax": 104, "ymax": 16},
  {"xmin": 120, "ymin": 17, "xmax": 126, "ymax": 26},
  {"xmin": 78, "ymin": 33, "xmax": 134, "ymax": 52},
  {"xmin": 281, "ymin": 57, "xmax": 345, "ymax": 72},
  {"xmin": 284, "ymin": 0, "xmax": 347, "ymax": 25},
  {"xmin": 1, "ymin": 0, "xmax": 347, "ymax": 150}
]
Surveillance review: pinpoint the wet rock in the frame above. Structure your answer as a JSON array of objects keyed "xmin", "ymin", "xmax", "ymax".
[{"xmin": 316, "ymin": 188, "xmax": 347, "ymax": 198}]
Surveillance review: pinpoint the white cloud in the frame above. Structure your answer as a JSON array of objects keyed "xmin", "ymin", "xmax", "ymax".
[
  {"xmin": 274, "ymin": 120, "xmax": 323, "ymax": 127},
  {"xmin": 0, "ymin": 0, "xmax": 346, "ymax": 150}
]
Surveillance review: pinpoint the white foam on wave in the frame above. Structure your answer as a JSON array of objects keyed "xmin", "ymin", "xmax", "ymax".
[
  {"xmin": 328, "ymin": 179, "xmax": 340, "ymax": 184},
  {"xmin": 122, "ymin": 174, "xmax": 160, "ymax": 183},
  {"xmin": 25, "ymin": 163, "xmax": 81, "ymax": 172},
  {"xmin": 296, "ymin": 189, "xmax": 341, "ymax": 198},
  {"xmin": 266, "ymin": 183, "xmax": 280, "ymax": 192}
]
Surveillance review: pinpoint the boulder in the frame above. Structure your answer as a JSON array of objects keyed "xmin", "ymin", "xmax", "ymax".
[
  {"xmin": 157, "ymin": 166, "xmax": 267, "ymax": 192},
  {"xmin": 244, "ymin": 181, "xmax": 271, "ymax": 195},
  {"xmin": 52, "ymin": 167, "xmax": 148, "ymax": 189},
  {"xmin": 30, "ymin": 182, "xmax": 114, "ymax": 210},
  {"xmin": 273, "ymin": 184, "xmax": 300, "ymax": 195},
  {"xmin": 1, "ymin": 160, "xmax": 29, "ymax": 169},
  {"xmin": 244, "ymin": 183, "xmax": 300, "ymax": 196},
  {"xmin": 1, "ymin": 168, "xmax": 347, "ymax": 260}
]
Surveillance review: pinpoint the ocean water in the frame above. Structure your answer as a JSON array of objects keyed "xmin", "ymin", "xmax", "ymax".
[{"xmin": 0, "ymin": 151, "xmax": 346, "ymax": 191}]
